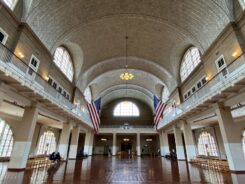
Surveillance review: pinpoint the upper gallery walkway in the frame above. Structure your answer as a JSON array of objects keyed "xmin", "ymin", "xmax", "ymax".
[
  {"xmin": 0, "ymin": 43, "xmax": 92, "ymax": 128},
  {"xmin": 158, "ymin": 53, "xmax": 245, "ymax": 129}
]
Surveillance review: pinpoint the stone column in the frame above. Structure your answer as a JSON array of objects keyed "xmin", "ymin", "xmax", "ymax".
[
  {"xmin": 8, "ymin": 104, "xmax": 38, "ymax": 170},
  {"xmin": 112, "ymin": 133, "xmax": 117, "ymax": 156},
  {"xmin": 68, "ymin": 126, "xmax": 81, "ymax": 159},
  {"xmin": 136, "ymin": 133, "xmax": 141, "ymax": 156},
  {"xmin": 0, "ymin": 91, "xmax": 5, "ymax": 108},
  {"xmin": 58, "ymin": 123, "xmax": 72, "ymax": 161},
  {"xmin": 215, "ymin": 104, "xmax": 245, "ymax": 172},
  {"xmin": 182, "ymin": 121, "xmax": 196, "ymax": 161},
  {"xmin": 84, "ymin": 130, "xmax": 94, "ymax": 156},
  {"xmin": 159, "ymin": 131, "xmax": 169, "ymax": 156},
  {"xmin": 88, "ymin": 133, "xmax": 94, "ymax": 155},
  {"xmin": 173, "ymin": 126, "xmax": 186, "ymax": 160}
]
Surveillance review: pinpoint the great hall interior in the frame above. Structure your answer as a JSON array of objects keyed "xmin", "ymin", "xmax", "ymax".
[{"xmin": 1, "ymin": 0, "xmax": 245, "ymax": 183}]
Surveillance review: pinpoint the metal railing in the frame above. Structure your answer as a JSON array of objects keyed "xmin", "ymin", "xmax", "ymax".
[
  {"xmin": 100, "ymin": 125, "xmax": 154, "ymax": 129},
  {"xmin": 159, "ymin": 54, "xmax": 245, "ymax": 128},
  {"xmin": 0, "ymin": 43, "xmax": 91, "ymax": 124}
]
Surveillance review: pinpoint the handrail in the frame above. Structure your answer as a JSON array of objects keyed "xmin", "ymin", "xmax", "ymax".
[
  {"xmin": 0, "ymin": 43, "xmax": 91, "ymax": 124},
  {"xmin": 159, "ymin": 53, "xmax": 245, "ymax": 128},
  {"xmin": 184, "ymin": 53, "xmax": 243, "ymax": 101},
  {"xmin": 100, "ymin": 125, "xmax": 154, "ymax": 128}
]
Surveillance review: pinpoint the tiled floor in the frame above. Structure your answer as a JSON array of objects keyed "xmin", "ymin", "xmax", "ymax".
[{"xmin": 0, "ymin": 156, "xmax": 244, "ymax": 183}]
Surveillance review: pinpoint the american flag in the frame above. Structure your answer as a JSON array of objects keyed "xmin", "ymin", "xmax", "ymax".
[
  {"xmin": 153, "ymin": 95, "xmax": 167, "ymax": 130},
  {"xmin": 87, "ymin": 98, "xmax": 101, "ymax": 133}
]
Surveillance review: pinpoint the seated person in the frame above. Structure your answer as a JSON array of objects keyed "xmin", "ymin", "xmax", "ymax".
[
  {"xmin": 49, "ymin": 151, "xmax": 61, "ymax": 162},
  {"xmin": 169, "ymin": 149, "xmax": 177, "ymax": 159}
]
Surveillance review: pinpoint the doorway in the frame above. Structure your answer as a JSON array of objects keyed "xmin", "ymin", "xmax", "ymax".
[{"xmin": 121, "ymin": 142, "xmax": 132, "ymax": 152}]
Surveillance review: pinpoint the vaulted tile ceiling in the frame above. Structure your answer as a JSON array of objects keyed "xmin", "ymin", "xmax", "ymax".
[{"xmin": 23, "ymin": 0, "xmax": 234, "ymax": 107}]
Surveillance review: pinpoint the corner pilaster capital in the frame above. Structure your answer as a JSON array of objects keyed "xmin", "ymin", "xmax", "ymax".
[
  {"xmin": 213, "ymin": 103, "xmax": 231, "ymax": 111},
  {"xmin": 173, "ymin": 124, "xmax": 180, "ymax": 129}
]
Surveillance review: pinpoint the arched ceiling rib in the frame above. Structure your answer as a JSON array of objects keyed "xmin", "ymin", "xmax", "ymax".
[
  {"xmin": 100, "ymin": 84, "xmax": 152, "ymax": 101},
  {"xmin": 78, "ymin": 57, "xmax": 175, "ymax": 93},
  {"xmin": 88, "ymin": 69, "xmax": 164, "ymax": 100},
  {"xmin": 102, "ymin": 89, "xmax": 153, "ymax": 111}
]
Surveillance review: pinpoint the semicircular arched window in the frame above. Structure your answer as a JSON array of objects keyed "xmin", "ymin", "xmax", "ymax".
[
  {"xmin": 113, "ymin": 101, "xmax": 140, "ymax": 117},
  {"xmin": 238, "ymin": 0, "xmax": 245, "ymax": 10},
  {"xmin": 162, "ymin": 87, "xmax": 170, "ymax": 103},
  {"xmin": 0, "ymin": 118, "xmax": 14, "ymax": 157},
  {"xmin": 180, "ymin": 47, "xmax": 201, "ymax": 82},
  {"xmin": 37, "ymin": 130, "xmax": 56, "ymax": 155},
  {"xmin": 53, "ymin": 47, "xmax": 74, "ymax": 81},
  {"xmin": 197, "ymin": 131, "xmax": 218, "ymax": 157},
  {"xmin": 3, "ymin": 0, "xmax": 17, "ymax": 9}
]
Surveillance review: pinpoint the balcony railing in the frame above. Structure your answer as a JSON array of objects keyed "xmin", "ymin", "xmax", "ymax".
[
  {"xmin": 100, "ymin": 125, "xmax": 154, "ymax": 129},
  {"xmin": 0, "ymin": 43, "xmax": 91, "ymax": 125},
  {"xmin": 158, "ymin": 53, "xmax": 245, "ymax": 128}
]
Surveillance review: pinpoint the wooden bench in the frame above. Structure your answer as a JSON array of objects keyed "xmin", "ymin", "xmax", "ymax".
[
  {"xmin": 190, "ymin": 156, "xmax": 229, "ymax": 172},
  {"xmin": 26, "ymin": 155, "xmax": 55, "ymax": 169}
]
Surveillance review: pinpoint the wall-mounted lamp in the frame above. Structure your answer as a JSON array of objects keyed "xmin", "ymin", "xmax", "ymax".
[
  {"xmin": 232, "ymin": 51, "xmax": 238, "ymax": 57},
  {"xmin": 43, "ymin": 74, "xmax": 49, "ymax": 81},
  {"xmin": 14, "ymin": 49, "xmax": 25, "ymax": 59},
  {"xmin": 232, "ymin": 48, "xmax": 242, "ymax": 57}
]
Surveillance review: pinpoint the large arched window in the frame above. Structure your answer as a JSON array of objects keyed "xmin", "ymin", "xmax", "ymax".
[
  {"xmin": 180, "ymin": 47, "xmax": 201, "ymax": 82},
  {"xmin": 37, "ymin": 130, "xmax": 56, "ymax": 155},
  {"xmin": 53, "ymin": 47, "xmax": 74, "ymax": 81},
  {"xmin": 198, "ymin": 131, "xmax": 218, "ymax": 156},
  {"xmin": 162, "ymin": 87, "xmax": 170, "ymax": 103},
  {"xmin": 0, "ymin": 119, "xmax": 14, "ymax": 157},
  {"xmin": 239, "ymin": 0, "xmax": 245, "ymax": 10},
  {"xmin": 3, "ymin": 0, "xmax": 17, "ymax": 9},
  {"xmin": 84, "ymin": 87, "xmax": 92, "ymax": 103},
  {"xmin": 114, "ymin": 101, "xmax": 139, "ymax": 117}
]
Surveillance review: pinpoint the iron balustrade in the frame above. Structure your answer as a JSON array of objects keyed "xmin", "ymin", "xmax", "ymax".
[
  {"xmin": 159, "ymin": 53, "xmax": 245, "ymax": 128},
  {"xmin": 0, "ymin": 43, "xmax": 91, "ymax": 124},
  {"xmin": 100, "ymin": 125, "xmax": 154, "ymax": 129}
]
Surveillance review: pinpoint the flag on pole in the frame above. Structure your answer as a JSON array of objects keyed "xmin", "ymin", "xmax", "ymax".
[
  {"xmin": 87, "ymin": 98, "xmax": 101, "ymax": 133},
  {"xmin": 153, "ymin": 95, "xmax": 167, "ymax": 130}
]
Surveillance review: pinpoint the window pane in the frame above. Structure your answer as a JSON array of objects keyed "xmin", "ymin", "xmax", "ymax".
[
  {"xmin": 37, "ymin": 130, "xmax": 56, "ymax": 155},
  {"xmin": 113, "ymin": 101, "xmax": 139, "ymax": 117},
  {"xmin": 3, "ymin": 0, "xmax": 15, "ymax": 8},
  {"xmin": 53, "ymin": 47, "xmax": 74, "ymax": 81},
  {"xmin": 197, "ymin": 131, "xmax": 218, "ymax": 156},
  {"xmin": 180, "ymin": 47, "xmax": 201, "ymax": 82},
  {"xmin": 0, "ymin": 119, "xmax": 14, "ymax": 157}
]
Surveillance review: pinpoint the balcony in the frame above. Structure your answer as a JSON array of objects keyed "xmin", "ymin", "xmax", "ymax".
[
  {"xmin": 0, "ymin": 43, "xmax": 92, "ymax": 126},
  {"xmin": 99, "ymin": 124, "xmax": 156, "ymax": 134},
  {"xmin": 100, "ymin": 124, "xmax": 154, "ymax": 129},
  {"xmin": 158, "ymin": 54, "xmax": 245, "ymax": 129}
]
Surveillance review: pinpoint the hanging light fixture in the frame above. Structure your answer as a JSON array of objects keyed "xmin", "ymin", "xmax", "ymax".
[
  {"xmin": 120, "ymin": 72, "xmax": 134, "ymax": 81},
  {"xmin": 120, "ymin": 35, "xmax": 134, "ymax": 81}
]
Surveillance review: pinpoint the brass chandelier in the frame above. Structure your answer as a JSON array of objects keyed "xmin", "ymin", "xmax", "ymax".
[
  {"xmin": 120, "ymin": 35, "xmax": 134, "ymax": 81},
  {"xmin": 120, "ymin": 71, "xmax": 134, "ymax": 81}
]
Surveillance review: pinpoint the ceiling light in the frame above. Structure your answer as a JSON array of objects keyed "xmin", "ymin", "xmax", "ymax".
[
  {"xmin": 123, "ymin": 138, "xmax": 130, "ymax": 142},
  {"xmin": 120, "ymin": 72, "xmax": 134, "ymax": 80},
  {"xmin": 101, "ymin": 138, "xmax": 107, "ymax": 141},
  {"xmin": 146, "ymin": 138, "xmax": 152, "ymax": 142}
]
